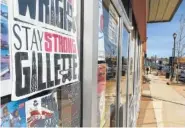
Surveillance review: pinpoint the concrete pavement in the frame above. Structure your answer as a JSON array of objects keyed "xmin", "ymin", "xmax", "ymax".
[
  {"xmin": 172, "ymin": 83, "xmax": 185, "ymax": 98},
  {"xmin": 141, "ymin": 74, "xmax": 185, "ymax": 127},
  {"xmin": 137, "ymin": 83, "xmax": 157, "ymax": 127},
  {"xmin": 149, "ymin": 74, "xmax": 185, "ymax": 105}
]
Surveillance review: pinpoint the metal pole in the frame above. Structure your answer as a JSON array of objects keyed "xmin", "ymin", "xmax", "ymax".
[
  {"xmin": 171, "ymin": 49, "xmax": 174, "ymax": 81},
  {"xmin": 171, "ymin": 37, "xmax": 176, "ymax": 81},
  {"xmin": 174, "ymin": 37, "xmax": 176, "ymax": 81},
  {"xmin": 155, "ymin": 55, "xmax": 156, "ymax": 70}
]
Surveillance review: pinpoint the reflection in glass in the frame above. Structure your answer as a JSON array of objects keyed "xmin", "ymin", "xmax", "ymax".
[
  {"xmin": 134, "ymin": 34, "xmax": 138, "ymax": 94},
  {"xmin": 102, "ymin": 0, "xmax": 119, "ymax": 127},
  {"xmin": 57, "ymin": 82, "xmax": 81, "ymax": 127},
  {"xmin": 120, "ymin": 27, "xmax": 129, "ymax": 104},
  {"xmin": 56, "ymin": 0, "xmax": 81, "ymax": 127},
  {"xmin": 128, "ymin": 34, "xmax": 135, "ymax": 97}
]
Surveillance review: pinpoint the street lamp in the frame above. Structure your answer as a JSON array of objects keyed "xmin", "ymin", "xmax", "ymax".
[
  {"xmin": 173, "ymin": 33, "xmax": 177, "ymax": 57},
  {"xmin": 171, "ymin": 33, "xmax": 177, "ymax": 81}
]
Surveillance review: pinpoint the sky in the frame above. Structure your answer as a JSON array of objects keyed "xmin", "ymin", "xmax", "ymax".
[{"xmin": 147, "ymin": 0, "xmax": 185, "ymax": 58}]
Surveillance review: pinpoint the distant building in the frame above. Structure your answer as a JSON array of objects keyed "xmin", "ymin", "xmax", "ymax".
[{"xmin": 177, "ymin": 57, "xmax": 185, "ymax": 64}]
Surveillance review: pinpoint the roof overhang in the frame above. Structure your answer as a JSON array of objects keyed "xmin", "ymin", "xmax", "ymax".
[{"xmin": 147, "ymin": 0, "xmax": 182, "ymax": 23}]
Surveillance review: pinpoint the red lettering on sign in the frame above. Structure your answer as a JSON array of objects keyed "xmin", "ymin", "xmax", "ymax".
[
  {"xmin": 44, "ymin": 32, "xmax": 52, "ymax": 52},
  {"xmin": 53, "ymin": 34, "xmax": 59, "ymax": 52},
  {"xmin": 44, "ymin": 32, "xmax": 77, "ymax": 53}
]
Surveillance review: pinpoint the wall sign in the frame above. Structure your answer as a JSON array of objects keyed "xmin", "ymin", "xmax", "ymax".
[{"xmin": 11, "ymin": 0, "xmax": 79, "ymax": 100}]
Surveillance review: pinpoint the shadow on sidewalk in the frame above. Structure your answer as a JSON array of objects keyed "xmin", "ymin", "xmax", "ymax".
[{"xmin": 137, "ymin": 83, "xmax": 157, "ymax": 127}]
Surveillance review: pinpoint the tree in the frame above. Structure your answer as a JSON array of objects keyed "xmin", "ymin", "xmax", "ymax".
[{"xmin": 175, "ymin": 15, "xmax": 185, "ymax": 83}]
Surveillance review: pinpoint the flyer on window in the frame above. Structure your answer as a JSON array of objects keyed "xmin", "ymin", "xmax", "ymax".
[
  {"xmin": 0, "ymin": 99, "xmax": 27, "ymax": 127},
  {"xmin": 0, "ymin": 0, "xmax": 10, "ymax": 81},
  {"xmin": 25, "ymin": 92, "xmax": 59, "ymax": 127}
]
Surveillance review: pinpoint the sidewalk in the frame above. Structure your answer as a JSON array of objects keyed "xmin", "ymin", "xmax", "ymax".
[
  {"xmin": 137, "ymin": 82, "xmax": 157, "ymax": 127},
  {"xmin": 137, "ymin": 74, "xmax": 185, "ymax": 127}
]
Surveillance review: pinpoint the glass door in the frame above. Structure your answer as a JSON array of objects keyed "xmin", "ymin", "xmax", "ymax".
[
  {"xmin": 120, "ymin": 26, "xmax": 130, "ymax": 126},
  {"xmin": 101, "ymin": 0, "xmax": 120, "ymax": 127},
  {"xmin": 97, "ymin": 0, "xmax": 133, "ymax": 127}
]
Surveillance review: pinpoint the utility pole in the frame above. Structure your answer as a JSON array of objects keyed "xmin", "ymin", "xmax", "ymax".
[{"xmin": 155, "ymin": 55, "xmax": 157, "ymax": 70}]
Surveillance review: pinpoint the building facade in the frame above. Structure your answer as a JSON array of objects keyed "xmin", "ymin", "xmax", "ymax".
[{"xmin": 0, "ymin": 0, "xmax": 181, "ymax": 127}]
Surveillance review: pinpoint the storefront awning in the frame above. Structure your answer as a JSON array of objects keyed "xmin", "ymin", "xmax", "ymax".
[{"xmin": 147, "ymin": 0, "xmax": 182, "ymax": 23}]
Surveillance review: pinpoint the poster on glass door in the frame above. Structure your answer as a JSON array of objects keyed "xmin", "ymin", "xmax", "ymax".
[
  {"xmin": 11, "ymin": 0, "xmax": 79, "ymax": 100},
  {"xmin": 0, "ymin": 99, "xmax": 27, "ymax": 127},
  {"xmin": 25, "ymin": 92, "xmax": 58, "ymax": 127},
  {"xmin": 0, "ymin": 0, "xmax": 10, "ymax": 81}
]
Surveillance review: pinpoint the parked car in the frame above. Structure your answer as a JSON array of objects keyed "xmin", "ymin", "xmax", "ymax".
[
  {"xmin": 106, "ymin": 64, "xmax": 116, "ymax": 80},
  {"xmin": 122, "ymin": 65, "xmax": 127, "ymax": 76},
  {"xmin": 178, "ymin": 70, "xmax": 185, "ymax": 82},
  {"xmin": 162, "ymin": 66, "xmax": 170, "ymax": 73}
]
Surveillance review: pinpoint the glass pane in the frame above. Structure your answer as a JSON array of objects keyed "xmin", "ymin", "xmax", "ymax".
[
  {"xmin": 120, "ymin": 27, "xmax": 129, "ymax": 104},
  {"xmin": 138, "ymin": 41, "xmax": 141, "ymax": 83},
  {"xmin": 56, "ymin": 1, "xmax": 81, "ymax": 127},
  {"xmin": 57, "ymin": 82, "xmax": 81, "ymax": 127},
  {"xmin": 102, "ymin": 0, "xmax": 119, "ymax": 127},
  {"xmin": 132, "ymin": 32, "xmax": 137, "ymax": 95},
  {"xmin": 134, "ymin": 34, "xmax": 138, "ymax": 91},
  {"xmin": 128, "ymin": 34, "xmax": 135, "ymax": 98}
]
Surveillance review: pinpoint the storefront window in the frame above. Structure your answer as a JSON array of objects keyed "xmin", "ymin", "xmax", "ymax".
[
  {"xmin": 128, "ymin": 33, "xmax": 135, "ymax": 99},
  {"xmin": 57, "ymin": 82, "xmax": 81, "ymax": 127},
  {"xmin": 57, "ymin": 0, "xmax": 82, "ymax": 127},
  {"xmin": 134, "ymin": 33, "xmax": 138, "ymax": 94},
  {"xmin": 138, "ymin": 40, "xmax": 141, "ymax": 83},
  {"xmin": 101, "ymin": 0, "xmax": 119, "ymax": 127},
  {"xmin": 120, "ymin": 27, "xmax": 129, "ymax": 104}
]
